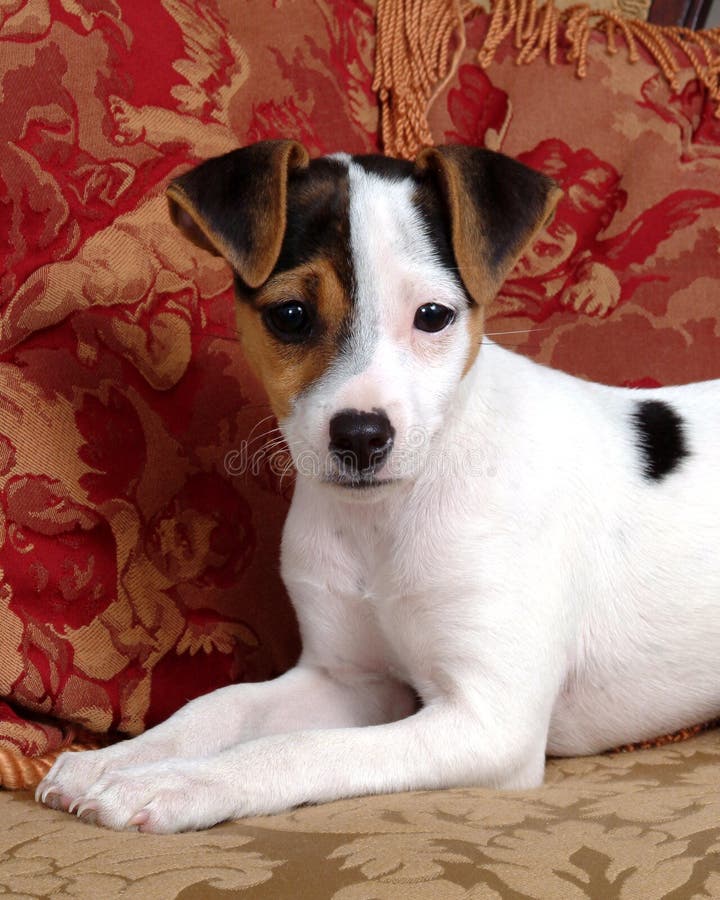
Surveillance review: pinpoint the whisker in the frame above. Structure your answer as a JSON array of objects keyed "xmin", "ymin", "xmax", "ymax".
[
  {"xmin": 244, "ymin": 426, "xmax": 283, "ymax": 451},
  {"xmin": 251, "ymin": 435, "xmax": 285, "ymax": 454},
  {"xmin": 186, "ymin": 321, "xmax": 549, "ymax": 345},
  {"xmin": 252, "ymin": 439, "xmax": 292, "ymax": 461},
  {"xmin": 483, "ymin": 327, "xmax": 550, "ymax": 337},
  {"xmin": 278, "ymin": 459, "xmax": 296, "ymax": 491},
  {"xmin": 244, "ymin": 415, "xmax": 278, "ymax": 445},
  {"xmin": 249, "ymin": 437, "xmax": 305, "ymax": 465},
  {"xmin": 190, "ymin": 328, "xmax": 244, "ymax": 342}
]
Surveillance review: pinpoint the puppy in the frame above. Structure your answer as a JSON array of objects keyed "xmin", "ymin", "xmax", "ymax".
[{"xmin": 37, "ymin": 141, "xmax": 720, "ymax": 833}]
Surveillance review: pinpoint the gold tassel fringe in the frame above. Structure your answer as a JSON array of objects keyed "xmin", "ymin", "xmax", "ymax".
[
  {"xmin": 375, "ymin": 0, "xmax": 720, "ymax": 158},
  {"xmin": 373, "ymin": 0, "xmax": 470, "ymax": 160}
]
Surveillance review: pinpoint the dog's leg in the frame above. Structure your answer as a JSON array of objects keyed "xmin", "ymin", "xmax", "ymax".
[
  {"xmin": 45, "ymin": 697, "xmax": 548, "ymax": 832},
  {"xmin": 37, "ymin": 664, "xmax": 415, "ymax": 812}
]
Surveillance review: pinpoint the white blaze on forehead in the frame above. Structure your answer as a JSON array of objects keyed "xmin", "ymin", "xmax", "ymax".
[
  {"xmin": 343, "ymin": 162, "xmax": 464, "ymax": 367},
  {"xmin": 348, "ymin": 163, "xmax": 442, "ymax": 314},
  {"xmin": 282, "ymin": 157, "xmax": 472, "ymax": 476},
  {"xmin": 303, "ymin": 161, "xmax": 467, "ymax": 416}
]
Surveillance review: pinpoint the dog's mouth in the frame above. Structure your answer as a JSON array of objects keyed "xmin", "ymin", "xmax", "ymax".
[{"xmin": 322, "ymin": 473, "xmax": 401, "ymax": 491}]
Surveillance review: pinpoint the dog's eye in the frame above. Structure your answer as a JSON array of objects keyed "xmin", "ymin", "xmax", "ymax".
[
  {"xmin": 413, "ymin": 303, "xmax": 455, "ymax": 333},
  {"xmin": 264, "ymin": 301, "xmax": 312, "ymax": 342}
]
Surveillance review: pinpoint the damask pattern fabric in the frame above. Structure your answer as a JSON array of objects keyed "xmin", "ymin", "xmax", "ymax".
[
  {"xmin": 1, "ymin": 731, "xmax": 719, "ymax": 897},
  {"xmin": 426, "ymin": 15, "xmax": 720, "ymax": 387},
  {"xmin": 2, "ymin": 0, "xmax": 720, "ymax": 893},
  {"xmin": 0, "ymin": 0, "xmax": 377, "ymax": 772}
]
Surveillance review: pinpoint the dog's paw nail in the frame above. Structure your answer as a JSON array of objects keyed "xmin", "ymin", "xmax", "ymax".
[
  {"xmin": 77, "ymin": 803, "xmax": 99, "ymax": 823},
  {"xmin": 75, "ymin": 800, "xmax": 98, "ymax": 819},
  {"xmin": 126, "ymin": 809, "xmax": 150, "ymax": 830},
  {"xmin": 40, "ymin": 786, "xmax": 61, "ymax": 805},
  {"xmin": 68, "ymin": 797, "xmax": 87, "ymax": 815}
]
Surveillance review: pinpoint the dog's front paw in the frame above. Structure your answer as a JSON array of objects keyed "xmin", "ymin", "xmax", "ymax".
[
  {"xmin": 37, "ymin": 747, "xmax": 117, "ymax": 813},
  {"xmin": 37, "ymin": 738, "xmax": 173, "ymax": 814},
  {"xmin": 59, "ymin": 760, "xmax": 229, "ymax": 833}
]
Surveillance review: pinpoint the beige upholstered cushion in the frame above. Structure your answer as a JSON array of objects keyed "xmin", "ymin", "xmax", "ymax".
[{"xmin": 2, "ymin": 730, "xmax": 718, "ymax": 897}]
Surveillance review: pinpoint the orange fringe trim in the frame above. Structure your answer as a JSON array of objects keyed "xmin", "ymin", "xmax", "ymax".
[
  {"xmin": 0, "ymin": 736, "xmax": 107, "ymax": 791},
  {"xmin": 609, "ymin": 716, "xmax": 720, "ymax": 754},
  {"xmin": 373, "ymin": 0, "xmax": 470, "ymax": 160},
  {"xmin": 375, "ymin": 0, "xmax": 720, "ymax": 158}
]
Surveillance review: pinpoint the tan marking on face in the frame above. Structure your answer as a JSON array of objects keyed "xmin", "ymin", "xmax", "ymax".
[
  {"xmin": 462, "ymin": 304, "xmax": 485, "ymax": 377},
  {"xmin": 235, "ymin": 259, "xmax": 352, "ymax": 420}
]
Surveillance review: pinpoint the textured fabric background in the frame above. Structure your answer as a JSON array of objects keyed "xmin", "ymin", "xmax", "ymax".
[
  {"xmin": 0, "ymin": 0, "xmax": 377, "ymax": 766},
  {"xmin": 1, "ymin": 1, "xmax": 720, "ymax": 895},
  {"xmin": 1, "ymin": 0, "xmax": 719, "ymax": 785},
  {"xmin": 427, "ymin": 14, "xmax": 720, "ymax": 388},
  {"xmin": 1, "ymin": 731, "xmax": 719, "ymax": 897}
]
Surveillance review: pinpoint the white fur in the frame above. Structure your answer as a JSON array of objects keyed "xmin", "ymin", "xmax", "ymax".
[{"xmin": 37, "ymin": 166, "xmax": 720, "ymax": 834}]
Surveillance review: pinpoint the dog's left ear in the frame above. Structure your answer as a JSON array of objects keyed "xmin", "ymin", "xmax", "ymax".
[{"xmin": 415, "ymin": 145, "xmax": 562, "ymax": 303}]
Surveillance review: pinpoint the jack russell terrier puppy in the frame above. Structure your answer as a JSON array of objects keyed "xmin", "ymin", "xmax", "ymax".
[{"xmin": 38, "ymin": 140, "xmax": 720, "ymax": 833}]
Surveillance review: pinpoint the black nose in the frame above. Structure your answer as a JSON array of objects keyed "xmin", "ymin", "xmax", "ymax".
[{"xmin": 329, "ymin": 409, "xmax": 395, "ymax": 475}]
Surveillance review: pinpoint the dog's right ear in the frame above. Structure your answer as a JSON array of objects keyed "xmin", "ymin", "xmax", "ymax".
[{"xmin": 166, "ymin": 140, "xmax": 310, "ymax": 289}]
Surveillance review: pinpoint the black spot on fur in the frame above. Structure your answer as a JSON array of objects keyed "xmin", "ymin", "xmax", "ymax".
[{"xmin": 632, "ymin": 399, "xmax": 689, "ymax": 481}]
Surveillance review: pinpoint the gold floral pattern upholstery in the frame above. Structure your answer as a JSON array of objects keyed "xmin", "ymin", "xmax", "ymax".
[
  {"xmin": 0, "ymin": 0, "xmax": 376, "ymax": 772},
  {"xmin": 1, "ymin": 731, "xmax": 719, "ymax": 897}
]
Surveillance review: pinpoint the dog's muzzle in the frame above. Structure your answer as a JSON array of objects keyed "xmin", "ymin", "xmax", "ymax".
[{"xmin": 328, "ymin": 408, "xmax": 395, "ymax": 477}]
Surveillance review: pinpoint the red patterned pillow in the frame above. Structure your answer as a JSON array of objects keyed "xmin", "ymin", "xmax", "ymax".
[
  {"xmin": 422, "ymin": 13, "xmax": 720, "ymax": 386},
  {"xmin": 0, "ymin": 0, "xmax": 378, "ymax": 786}
]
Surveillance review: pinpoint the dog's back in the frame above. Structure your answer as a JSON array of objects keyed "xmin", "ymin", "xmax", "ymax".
[{"xmin": 468, "ymin": 353, "xmax": 720, "ymax": 755}]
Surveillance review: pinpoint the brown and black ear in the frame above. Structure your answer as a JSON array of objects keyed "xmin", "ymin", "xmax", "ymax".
[
  {"xmin": 166, "ymin": 140, "xmax": 310, "ymax": 288},
  {"xmin": 415, "ymin": 145, "xmax": 562, "ymax": 304}
]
